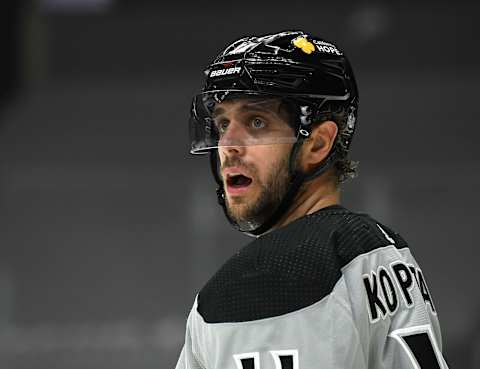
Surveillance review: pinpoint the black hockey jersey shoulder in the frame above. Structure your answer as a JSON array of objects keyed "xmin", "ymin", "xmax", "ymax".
[
  {"xmin": 327, "ymin": 208, "xmax": 409, "ymax": 266},
  {"xmin": 197, "ymin": 205, "xmax": 408, "ymax": 323}
]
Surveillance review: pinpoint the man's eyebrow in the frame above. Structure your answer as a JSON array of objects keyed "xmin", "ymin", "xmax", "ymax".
[
  {"xmin": 212, "ymin": 107, "xmax": 225, "ymax": 118},
  {"xmin": 212, "ymin": 101, "xmax": 277, "ymax": 118},
  {"xmin": 243, "ymin": 98, "xmax": 281, "ymax": 111}
]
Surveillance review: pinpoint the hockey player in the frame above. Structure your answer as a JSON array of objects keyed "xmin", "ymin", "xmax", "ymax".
[{"xmin": 177, "ymin": 30, "xmax": 449, "ymax": 369}]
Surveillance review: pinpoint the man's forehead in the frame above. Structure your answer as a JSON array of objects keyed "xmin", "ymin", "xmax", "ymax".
[{"xmin": 212, "ymin": 97, "xmax": 283, "ymax": 117}]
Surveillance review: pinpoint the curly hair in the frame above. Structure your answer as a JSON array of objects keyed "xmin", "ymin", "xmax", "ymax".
[{"xmin": 314, "ymin": 102, "xmax": 359, "ymax": 185}]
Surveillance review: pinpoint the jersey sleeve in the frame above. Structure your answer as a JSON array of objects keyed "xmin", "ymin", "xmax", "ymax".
[
  {"xmin": 175, "ymin": 296, "xmax": 207, "ymax": 369},
  {"xmin": 341, "ymin": 244, "xmax": 450, "ymax": 369}
]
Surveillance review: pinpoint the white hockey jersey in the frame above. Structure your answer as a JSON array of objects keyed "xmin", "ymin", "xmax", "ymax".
[{"xmin": 175, "ymin": 205, "xmax": 449, "ymax": 369}]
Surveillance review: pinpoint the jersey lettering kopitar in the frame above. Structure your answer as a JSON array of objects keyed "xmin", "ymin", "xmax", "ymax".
[{"xmin": 175, "ymin": 205, "xmax": 449, "ymax": 369}]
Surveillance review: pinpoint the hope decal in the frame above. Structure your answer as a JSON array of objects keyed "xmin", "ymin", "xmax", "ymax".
[{"xmin": 233, "ymin": 350, "xmax": 298, "ymax": 369}]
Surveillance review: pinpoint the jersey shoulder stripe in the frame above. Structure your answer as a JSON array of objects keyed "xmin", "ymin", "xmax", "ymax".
[{"xmin": 197, "ymin": 205, "xmax": 409, "ymax": 323}]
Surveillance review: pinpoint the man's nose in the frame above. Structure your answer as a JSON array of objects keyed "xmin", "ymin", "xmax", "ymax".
[{"xmin": 218, "ymin": 122, "xmax": 247, "ymax": 155}]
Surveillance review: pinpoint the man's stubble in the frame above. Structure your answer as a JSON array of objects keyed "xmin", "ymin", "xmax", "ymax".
[{"xmin": 224, "ymin": 153, "xmax": 291, "ymax": 231}]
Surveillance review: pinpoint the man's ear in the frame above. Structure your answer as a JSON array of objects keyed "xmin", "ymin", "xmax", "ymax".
[{"xmin": 299, "ymin": 121, "xmax": 338, "ymax": 172}]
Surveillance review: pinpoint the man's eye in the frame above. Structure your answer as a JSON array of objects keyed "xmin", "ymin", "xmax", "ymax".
[
  {"xmin": 217, "ymin": 121, "xmax": 229, "ymax": 133},
  {"xmin": 251, "ymin": 118, "xmax": 266, "ymax": 129}
]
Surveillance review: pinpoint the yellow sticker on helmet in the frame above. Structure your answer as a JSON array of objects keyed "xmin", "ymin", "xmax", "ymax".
[{"xmin": 293, "ymin": 36, "xmax": 315, "ymax": 54}]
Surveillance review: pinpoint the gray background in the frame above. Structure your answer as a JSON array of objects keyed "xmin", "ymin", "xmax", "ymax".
[{"xmin": 0, "ymin": 0, "xmax": 479, "ymax": 368}]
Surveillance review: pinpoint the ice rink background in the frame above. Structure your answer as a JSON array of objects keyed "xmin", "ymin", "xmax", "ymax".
[{"xmin": 0, "ymin": 1, "xmax": 479, "ymax": 368}]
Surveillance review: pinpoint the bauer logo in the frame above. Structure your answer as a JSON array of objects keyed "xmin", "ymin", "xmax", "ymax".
[{"xmin": 209, "ymin": 67, "xmax": 242, "ymax": 78}]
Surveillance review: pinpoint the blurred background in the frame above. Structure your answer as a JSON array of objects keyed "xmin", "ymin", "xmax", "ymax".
[{"xmin": 0, "ymin": 0, "xmax": 479, "ymax": 368}]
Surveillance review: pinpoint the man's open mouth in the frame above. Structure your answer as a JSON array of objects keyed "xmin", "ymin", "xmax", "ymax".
[{"xmin": 226, "ymin": 174, "xmax": 253, "ymax": 188}]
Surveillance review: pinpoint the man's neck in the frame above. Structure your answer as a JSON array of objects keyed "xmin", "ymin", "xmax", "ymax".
[{"xmin": 274, "ymin": 177, "xmax": 340, "ymax": 230}]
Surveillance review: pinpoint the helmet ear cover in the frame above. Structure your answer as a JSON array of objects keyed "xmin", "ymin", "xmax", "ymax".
[
  {"xmin": 285, "ymin": 97, "xmax": 357, "ymax": 163},
  {"xmin": 318, "ymin": 101, "xmax": 357, "ymax": 156}
]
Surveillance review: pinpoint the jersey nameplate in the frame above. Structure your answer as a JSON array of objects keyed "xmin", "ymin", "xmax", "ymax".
[{"xmin": 363, "ymin": 260, "xmax": 436, "ymax": 323}]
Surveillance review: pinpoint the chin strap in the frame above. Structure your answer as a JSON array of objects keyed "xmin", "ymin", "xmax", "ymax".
[{"xmin": 209, "ymin": 139, "xmax": 339, "ymax": 238}]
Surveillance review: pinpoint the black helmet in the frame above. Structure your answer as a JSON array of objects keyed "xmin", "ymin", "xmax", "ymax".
[{"xmin": 189, "ymin": 30, "xmax": 359, "ymax": 236}]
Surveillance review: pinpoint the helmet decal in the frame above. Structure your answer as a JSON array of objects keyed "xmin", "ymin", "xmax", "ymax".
[
  {"xmin": 292, "ymin": 36, "xmax": 315, "ymax": 54},
  {"xmin": 312, "ymin": 40, "xmax": 343, "ymax": 55},
  {"xmin": 347, "ymin": 107, "xmax": 356, "ymax": 130},
  {"xmin": 209, "ymin": 66, "xmax": 242, "ymax": 78}
]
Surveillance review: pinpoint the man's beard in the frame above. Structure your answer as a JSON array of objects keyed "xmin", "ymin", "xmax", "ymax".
[{"xmin": 223, "ymin": 154, "xmax": 291, "ymax": 231}]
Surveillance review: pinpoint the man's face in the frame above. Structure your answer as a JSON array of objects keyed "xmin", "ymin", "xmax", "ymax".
[{"xmin": 213, "ymin": 97, "xmax": 296, "ymax": 229}]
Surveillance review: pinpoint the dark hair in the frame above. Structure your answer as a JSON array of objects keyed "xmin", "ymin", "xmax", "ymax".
[{"xmin": 314, "ymin": 102, "xmax": 359, "ymax": 185}]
